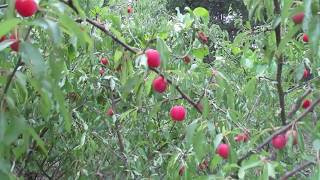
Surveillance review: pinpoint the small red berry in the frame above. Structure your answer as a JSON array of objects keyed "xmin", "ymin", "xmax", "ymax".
[
  {"xmin": 216, "ymin": 143, "xmax": 229, "ymax": 159},
  {"xmin": 234, "ymin": 133, "xmax": 249, "ymax": 142},
  {"xmin": 178, "ymin": 166, "xmax": 185, "ymax": 176},
  {"xmin": 0, "ymin": 35, "xmax": 6, "ymax": 42},
  {"xmin": 183, "ymin": 55, "xmax": 191, "ymax": 64},
  {"xmin": 292, "ymin": 12, "xmax": 304, "ymax": 24},
  {"xmin": 303, "ymin": 69, "xmax": 310, "ymax": 79},
  {"xmin": 302, "ymin": 34, "xmax": 309, "ymax": 42},
  {"xmin": 99, "ymin": 68, "xmax": 105, "ymax": 76},
  {"xmin": 107, "ymin": 108, "xmax": 114, "ymax": 116},
  {"xmin": 152, "ymin": 76, "xmax": 167, "ymax": 93},
  {"xmin": 285, "ymin": 130, "xmax": 298, "ymax": 145},
  {"xmin": 15, "ymin": 0, "xmax": 38, "ymax": 17},
  {"xmin": 170, "ymin": 105, "xmax": 186, "ymax": 121},
  {"xmin": 302, "ymin": 99, "xmax": 311, "ymax": 109},
  {"xmin": 100, "ymin": 57, "xmax": 109, "ymax": 65},
  {"xmin": 272, "ymin": 134, "xmax": 287, "ymax": 149},
  {"xmin": 9, "ymin": 34, "xmax": 19, "ymax": 52},
  {"xmin": 127, "ymin": 6, "xmax": 133, "ymax": 14},
  {"xmin": 146, "ymin": 49, "xmax": 161, "ymax": 68}
]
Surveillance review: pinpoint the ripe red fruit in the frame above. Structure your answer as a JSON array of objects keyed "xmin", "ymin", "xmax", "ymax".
[
  {"xmin": 15, "ymin": 0, "xmax": 38, "ymax": 17},
  {"xmin": 170, "ymin": 105, "xmax": 186, "ymax": 121},
  {"xmin": 285, "ymin": 130, "xmax": 298, "ymax": 145},
  {"xmin": 107, "ymin": 108, "xmax": 114, "ymax": 116},
  {"xmin": 302, "ymin": 34, "xmax": 309, "ymax": 42},
  {"xmin": 152, "ymin": 76, "xmax": 167, "ymax": 93},
  {"xmin": 216, "ymin": 143, "xmax": 229, "ymax": 159},
  {"xmin": 303, "ymin": 69, "xmax": 310, "ymax": 79},
  {"xmin": 234, "ymin": 133, "xmax": 249, "ymax": 142},
  {"xmin": 99, "ymin": 68, "xmax": 105, "ymax": 76},
  {"xmin": 100, "ymin": 57, "xmax": 109, "ymax": 65},
  {"xmin": 127, "ymin": 6, "xmax": 133, "ymax": 14},
  {"xmin": 146, "ymin": 49, "xmax": 161, "ymax": 68},
  {"xmin": 197, "ymin": 31, "xmax": 208, "ymax": 44},
  {"xmin": 302, "ymin": 99, "xmax": 311, "ymax": 109},
  {"xmin": 292, "ymin": 12, "xmax": 304, "ymax": 24},
  {"xmin": 272, "ymin": 134, "xmax": 287, "ymax": 149},
  {"xmin": 178, "ymin": 166, "xmax": 185, "ymax": 176},
  {"xmin": 183, "ymin": 55, "xmax": 191, "ymax": 64},
  {"xmin": 9, "ymin": 34, "xmax": 19, "ymax": 52},
  {"xmin": 0, "ymin": 35, "xmax": 6, "ymax": 42}
]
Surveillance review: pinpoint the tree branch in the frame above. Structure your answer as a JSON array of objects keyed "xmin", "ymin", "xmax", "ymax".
[
  {"xmin": 149, "ymin": 67, "xmax": 202, "ymax": 113},
  {"xmin": 287, "ymin": 88, "xmax": 312, "ymax": 120},
  {"xmin": 273, "ymin": 0, "xmax": 286, "ymax": 125},
  {"xmin": 280, "ymin": 161, "xmax": 315, "ymax": 180},
  {"xmin": 237, "ymin": 97, "xmax": 320, "ymax": 165}
]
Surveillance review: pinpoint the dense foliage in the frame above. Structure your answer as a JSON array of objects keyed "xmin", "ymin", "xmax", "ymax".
[{"xmin": 0, "ymin": 0, "xmax": 320, "ymax": 179}]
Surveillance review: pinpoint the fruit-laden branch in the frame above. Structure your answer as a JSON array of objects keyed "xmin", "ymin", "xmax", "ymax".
[
  {"xmin": 60, "ymin": 0, "xmax": 203, "ymax": 114},
  {"xmin": 150, "ymin": 67, "xmax": 203, "ymax": 113},
  {"xmin": 287, "ymin": 88, "xmax": 312, "ymax": 120},
  {"xmin": 237, "ymin": 96, "xmax": 320, "ymax": 165},
  {"xmin": 273, "ymin": 0, "xmax": 286, "ymax": 125},
  {"xmin": 285, "ymin": 76, "xmax": 320, "ymax": 94},
  {"xmin": 280, "ymin": 161, "xmax": 315, "ymax": 180}
]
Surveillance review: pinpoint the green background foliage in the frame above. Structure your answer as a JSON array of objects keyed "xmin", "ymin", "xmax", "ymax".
[{"xmin": 0, "ymin": 0, "xmax": 320, "ymax": 179}]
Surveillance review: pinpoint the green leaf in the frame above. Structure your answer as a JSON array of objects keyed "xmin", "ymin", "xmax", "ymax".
[
  {"xmin": 40, "ymin": 19, "xmax": 62, "ymax": 44},
  {"xmin": 193, "ymin": 7, "xmax": 209, "ymax": 24},
  {"xmin": 313, "ymin": 139, "xmax": 320, "ymax": 151},
  {"xmin": 53, "ymin": 86, "xmax": 72, "ymax": 131},
  {"xmin": 59, "ymin": 14, "xmax": 93, "ymax": 50},
  {"xmin": 74, "ymin": 132, "xmax": 87, "ymax": 150},
  {"xmin": 186, "ymin": 119, "xmax": 198, "ymax": 147},
  {"xmin": 0, "ymin": 19, "xmax": 20, "ymax": 37},
  {"xmin": 192, "ymin": 47, "xmax": 209, "ymax": 59},
  {"xmin": 28, "ymin": 128, "xmax": 47, "ymax": 155},
  {"xmin": 20, "ymin": 42, "xmax": 47, "ymax": 78},
  {"xmin": 156, "ymin": 38, "xmax": 171, "ymax": 69}
]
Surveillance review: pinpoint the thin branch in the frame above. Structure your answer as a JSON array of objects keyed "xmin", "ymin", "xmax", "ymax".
[
  {"xmin": 237, "ymin": 97, "xmax": 320, "ymax": 165},
  {"xmin": 280, "ymin": 161, "xmax": 315, "ymax": 180},
  {"xmin": 273, "ymin": 0, "xmax": 286, "ymax": 125},
  {"xmin": 110, "ymin": 89, "xmax": 128, "ymax": 168},
  {"xmin": 287, "ymin": 88, "xmax": 312, "ymax": 120},
  {"xmin": 285, "ymin": 76, "xmax": 320, "ymax": 94},
  {"xmin": 86, "ymin": 19, "xmax": 139, "ymax": 54}
]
